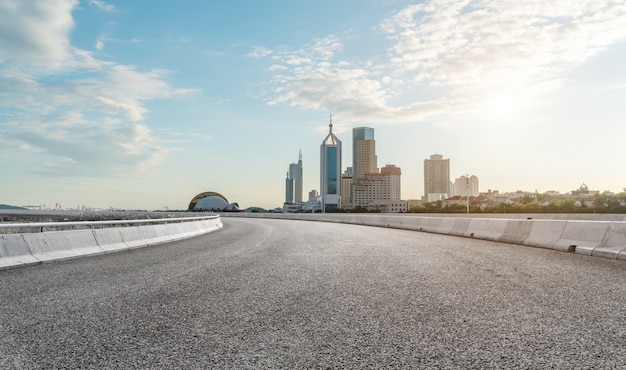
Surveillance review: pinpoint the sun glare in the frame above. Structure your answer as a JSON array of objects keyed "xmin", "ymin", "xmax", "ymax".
[{"xmin": 483, "ymin": 94, "xmax": 518, "ymax": 118}]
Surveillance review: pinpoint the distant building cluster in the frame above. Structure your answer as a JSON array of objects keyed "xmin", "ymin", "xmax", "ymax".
[
  {"xmin": 279, "ymin": 117, "xmax": 620, "ymax": 214},
  {"xmin": 283, "ymin": 117, "xmax": 407, "ymax": 213}
]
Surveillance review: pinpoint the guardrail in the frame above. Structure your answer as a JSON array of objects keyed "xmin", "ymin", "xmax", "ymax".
[{"xmin": 0, "ymin": 215, "xmax": 223, "ymax": 270}]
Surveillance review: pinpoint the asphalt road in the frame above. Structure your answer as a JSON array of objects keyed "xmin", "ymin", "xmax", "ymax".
[{"xmin": 1, "ymin": 217, "xmax": 625, "ymax": 369}]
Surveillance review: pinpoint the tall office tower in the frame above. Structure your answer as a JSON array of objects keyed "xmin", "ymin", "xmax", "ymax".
[
  {"xmin": 320, "ymin": 118, "xmax": 342, "ymax": 212},
  {"xmin": 341, "ymin": 167, "xmax": 354, "ymax": 207},
  {"xmin": 424, "ymin": 154, "xmax": 450, "ymax": 202},
  {"xmin": 452, "ymin": 175, "xmax": 479, "ymax": 197},
  {"xmin": 289, "ymin": 150, "xmax": 303, "ymax": 203},
  {"xmin": 285, "ymin": 172, "xmax": 294, "ymax": 203},
  {"xmin": 352, "ymin": 127, "xmax": 377, "ymax": 182},
  {"xmin": 284, "ymin": 150, "xmax": 303, "ymax": 204}
]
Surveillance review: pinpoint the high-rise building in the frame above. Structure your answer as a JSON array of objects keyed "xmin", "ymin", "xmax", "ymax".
[
  {"xmin": 341, "ymin": 167, "xmax": 353, "ymax": 207},
  {"xmin": 352, "ymin": 164, "xmax": 406, "ymax": 212},
  {"xmin": 424, "ymin": 154, "xmax": 450, "ymax": 202},
  {"xmin": 452, "ymin": 175, "xmax": 479, "ymax": 197},
  {"xmin": 352, "ymin": 127, "xmax": 377, "ymax": 183},
  {"xmin": 320, "ymin": 118, "xmax": 342, "ymax": 212},
  {"xmin": 285, "ymin": 172, "xmax": 294, "ymax": 204},
  {"xmin": 290, "ymin": 150, "xmax": 303, "ymax": 202},
  {"xmin": 284, "ymin": 150, "xmax": 303, "ymax": 204}
]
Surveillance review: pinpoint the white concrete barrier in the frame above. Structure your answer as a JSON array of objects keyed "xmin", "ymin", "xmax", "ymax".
[
  {"xmin": 523, "ymin": 220, "xmax": 568, "ymax": 250},
  {"xmin": 499, "ymin": 219, "xmax": 533, "ymax": 245},
  {"xmin": 428, "ymin": 217, "xmax": 456, "ymax": 234},
  {"xmin": 23, "ymin": 230, "xmax": 102, "ymax": 262},
  {"xmin": 592, "ymin": 223, "xmax": 626, "ymax": 259},
  {"xmin": 120, "ymin": 225, "xmax": 160, "ymax": 248},
  {"xmin": 93, "ymin": 228, "xmax": 129, "ymax": 252},
  {"xmin": 0, "ymin": 234, "xmax": 39, "ymax": 269},
  {"xmin": 464, "ymin": 218, "xmax": 507, "ymax": 241},
  {"xmin": 1, "ymin": 216, "xmax": 222, "ymax": 270},
  {"xmin": 219, "ymin": 213, "xmax": 626, "ymax": 261},
  {"xmin": 399, "ymin": 217, "xmax": 427, "ymax": 231},
  {"xmin": 554, "ymin": 221, "xmax": 609, "ymax": 255},
  {"xmin": 449, "ymin": 218, "xmax": 471, "ymax": 237}
]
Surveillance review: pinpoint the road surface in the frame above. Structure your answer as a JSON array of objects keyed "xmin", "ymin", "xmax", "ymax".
[{"xmin": 1, "ymin": 217, "xmax": 625, "ymax": 369}]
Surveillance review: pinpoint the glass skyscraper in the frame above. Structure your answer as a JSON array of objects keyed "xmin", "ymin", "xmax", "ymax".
[{"xmin": 320, "ymin": 119, "xmax": 342, "ymax": 212}]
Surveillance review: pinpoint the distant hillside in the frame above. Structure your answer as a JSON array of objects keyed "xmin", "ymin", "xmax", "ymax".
[{"xmin": 0, "ymin": 204, "xmax": 27, "ymax": 210}]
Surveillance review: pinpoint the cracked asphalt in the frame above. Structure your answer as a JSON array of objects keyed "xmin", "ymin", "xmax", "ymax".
[{"xmin": 1, "ymin": 217, "xmax": 625, "ymax": 369}]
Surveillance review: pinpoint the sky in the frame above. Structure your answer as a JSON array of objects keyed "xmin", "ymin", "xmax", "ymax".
[{"xmin": 1, "ymin": 0, "xmax": 626, "ymax": 211}]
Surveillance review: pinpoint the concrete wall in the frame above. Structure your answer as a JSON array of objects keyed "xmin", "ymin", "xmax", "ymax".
[
  {"xmin": 0, "ymin": 217, "xmax": 222, "ymax": 270},
  {"xmin": 222, "ymin": 213, "xmax": 626, "ymax": 260}
]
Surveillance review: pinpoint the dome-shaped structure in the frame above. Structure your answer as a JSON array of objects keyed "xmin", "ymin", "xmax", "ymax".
[{"xmin": 188, "ymin": 192, "xmax": 239, "ymax": 211}]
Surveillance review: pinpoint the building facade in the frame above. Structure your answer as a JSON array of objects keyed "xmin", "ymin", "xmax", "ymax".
[
  {"xmin": 352, "ymin": 127, "xmax": 377, "ymax": 182},
  {"xmin": 285, "ymin": 173, "xmax": 294, "ymax": 204},
  {"xmin": 320, "ymin": 120, "xmax": 342, "ymax": 212},
  {"xmin": 341, "ymin": 167, "xmax": 353, "ymax": 207},
  {"xmin": 452, "ymin": 175, "xmax": 479, "ymax": 197},
  {"xmin": 424, "ymin": 154, "xmax": 450, "ymax": 202},
  {"xmin": 352, "ymin": 164, "xmax": 406, "ymax": 212},
  {"xmin": 284, "ymin": 150, "xmax": 303, "ymax": 204}
]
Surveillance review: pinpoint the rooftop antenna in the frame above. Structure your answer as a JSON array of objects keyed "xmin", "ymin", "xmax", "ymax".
[{"xmin": 329, "ymin": 113, "xmax": 333, "ymax": 131}]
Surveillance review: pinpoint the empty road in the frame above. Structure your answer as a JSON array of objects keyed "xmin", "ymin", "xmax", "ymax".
[{"xmin": 1, "ymin": 217, "xmax": 625, "ymax": 369}]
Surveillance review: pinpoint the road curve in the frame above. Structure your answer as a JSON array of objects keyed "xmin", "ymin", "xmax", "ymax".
[{"xmin": 1, "ymin": 217, "xmax": 625, "ymax": 369}]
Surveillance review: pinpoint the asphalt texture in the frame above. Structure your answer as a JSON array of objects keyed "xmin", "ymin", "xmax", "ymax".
[{"xmin": 1, "ymin": 217, "xmax": 625, "ymax": 369}]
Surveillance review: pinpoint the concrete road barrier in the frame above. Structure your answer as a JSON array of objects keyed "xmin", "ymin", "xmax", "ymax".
[
  {"xmin": 23, "ymin": 230, "xmax": 102, "ymax": 262},
  {"xmin": 523, "ymin": 220, "xmax": 568, "ymax": 250},
  {"xmin": 0, "ymin": 216, "xmax": 222, "ymax": 270},
  {"xmin": 93, "ymin": 228, "xmax": 128, "ymax": 252},
  {"xmin": 220, "ymin": 213, "xmax": 626, "ymax": 261},
  {"xmin": 0, "ymin": 234, "xmax": 39, "ymax": 269},
  {"xmin": 554, "ymin": 221, "xmax": 610, "ymax": 255},
  {"xmin": 592, "ymin": 223, "xmax": 626, "ymax": 259},
  {"xmin": 449, "ymin": 218, "xmax": 471, "ymax": 237},
  {"xmin": 464, "ymin": 218, "xmax": 506, "ymax": 241},
  {"xmin": 499, "ymin": 219, "xmax": 533, "ymax": 245}
]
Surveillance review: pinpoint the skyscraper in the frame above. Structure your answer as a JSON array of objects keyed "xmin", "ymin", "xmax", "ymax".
[
  {"xmin": 290, "ymin": 150, "xmax": 303, "ymax": 203},
  {"xmin": 352, "ymin": 127, "xmax": 377, "ymax": 182},
  {"xmin": 341, "ymin": 167, "xmax": 353, "ymax": 206},
  {"xmin": 285, "ymin": 172, "xmax": 294, "ymax": 204},
  {"xmin": 285, "ymin": 150, "xmax": 303, "ymax": 204},
  {"xmin": 320, "ymin": 118, "xmax": 342, "ymax": 212},
  {"xmin": 424, "ymin": 154, "xmax": 450, "ymax": 202}
]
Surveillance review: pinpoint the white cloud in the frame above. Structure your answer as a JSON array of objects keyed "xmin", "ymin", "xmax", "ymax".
[
  {"xmin": 0, "ymin": 113, "xmax": 172, "ymax": 176},
  {"xmin": 0, "ymin": 0, "xmax": 198, "ymax": 176},
  {"xmin": 0, "ymin": 0, "xmax": 76, "ymax": 67},
  {"xmin": 88, "ymin": 0, "xmax": 115, "ymax": 12},
  {"xmin": 258, "ymin": 0, "xmax": 626, "ymax": 124}
]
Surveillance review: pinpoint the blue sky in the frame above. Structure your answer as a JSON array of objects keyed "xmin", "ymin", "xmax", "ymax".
[{"xmin": 1, "ymin": 0, "xmax": 626, "ymax": 210}]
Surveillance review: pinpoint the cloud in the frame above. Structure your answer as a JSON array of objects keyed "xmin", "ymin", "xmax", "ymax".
[
  {"xmin": 95, "ymin": 36, "xmax": 105, "ymax": 50},
  {"xmin": 1, "ymin": 113, "xmax": 171, "ymax": 176},
  {"xmin": 88, "ymin": 0, "xmax": 115, "ymax": 12},
  {"xmin": 257, "ymin": 0, "xmax": 626, "ymax": 124},
  {"xmin": 0, "ymin": 0, "xmax": 198, "ymax": 176},
  {"xmin": 0, "ymin": 0, "xmax": 76, "ymax": 67}
]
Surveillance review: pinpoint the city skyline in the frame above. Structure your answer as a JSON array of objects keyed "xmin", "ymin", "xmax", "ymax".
[{"xmin": 1, "ymin": 1, "xmax": 626, "ymax": 210}]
